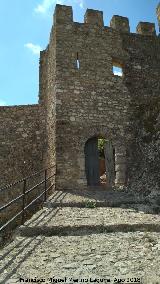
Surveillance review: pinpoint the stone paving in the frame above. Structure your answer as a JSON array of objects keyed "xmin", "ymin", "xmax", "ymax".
[{"xmin": 0, "ymin": 189, "xmax": 160, "ymax": 284}]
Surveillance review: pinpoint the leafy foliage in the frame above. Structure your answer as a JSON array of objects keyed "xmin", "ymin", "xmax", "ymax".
[
  {"xmin": 98, "ymin": 138, "xmax": 106, "ymax": 158},
  {"xmin": 84, "ymin": 200, "xmax": 96, "ymax": 208}
]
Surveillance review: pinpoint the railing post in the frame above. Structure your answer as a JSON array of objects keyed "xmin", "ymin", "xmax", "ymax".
[
  {"xmin": 22, "ymin": 179, "xmax": 26, "ymax": 225},
  {"xmin": 44, "ymin": 169, "xmax": 47, "ymax": 201}
]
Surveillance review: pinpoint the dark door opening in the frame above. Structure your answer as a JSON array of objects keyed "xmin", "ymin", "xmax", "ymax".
[
  {"xmin": 85, "ymin": 137, "xmax": 115, "ymax": 186},
  {"xmin": 84, "ymin": 137, "xmax": 100, "ymax": 186}
]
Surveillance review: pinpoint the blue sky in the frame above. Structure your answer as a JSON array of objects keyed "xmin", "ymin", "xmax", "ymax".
[{"xmin": 0, "ymin": 0, "xmax": 159, "ymax": 106}]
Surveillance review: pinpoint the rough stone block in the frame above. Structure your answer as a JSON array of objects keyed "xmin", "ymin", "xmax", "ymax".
[
  {"xmin": 115, "ymin": 156, "xmax": 126, "ymax": 164},
  {"xmin": 115, "ymin": 179, "xmax": 125, "ymax": 185},
  {"xmin": 84, "ymin": 9, "xmax": 104, "ymax": 27},
  {"xmin": 136, "ymin": 22, "xmax": 156, "ymax": 36},
  {"xmin": 110, "ymin": 15, "xmax": 130, "ymax": 33},
  {"xmin": 54, "ymin": 4, "xmax": 73, "ymax": 25},
  {"xmin": 115, "ymin": 164, "xmax": 126, "ymax": 171},
  {"xmin": 116, "ymin": 171, "xmax": 126, "ymax": 179}
]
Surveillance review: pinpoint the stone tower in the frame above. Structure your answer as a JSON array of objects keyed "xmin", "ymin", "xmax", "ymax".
[{"xmin": 39, "ymin": 4, "xmax": 160, "ymax": 190}]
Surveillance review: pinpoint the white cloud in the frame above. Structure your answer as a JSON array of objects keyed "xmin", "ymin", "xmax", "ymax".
[
  {"xmin": 34, "ymin": 0, "xmax": 84, "ymax": 14},
  {"xmin": 75, "ymin": 0, "xmax": 84, "ymax": 9},
  {"xmin": 35, "ymin": 0, "xmax": 62, "ymax": 14},
  {"xmin": 114, "ymin": 71, "xmax": 123, "ymax": 76},
  {"xmin": 0, "ymin": 99, "xmax": 7, "ymax": 106},
  {"xmin": 24, "ymin": 43, "xmax": 42, "ymax": 55}
]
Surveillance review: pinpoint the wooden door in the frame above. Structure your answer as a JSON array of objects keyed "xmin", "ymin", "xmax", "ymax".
[
  {"xmin": 85, "ymin": 137, "xmax": 100, "ymax": 186},
  {"xmin": 104, "ymin": 141, "xmax": 115, "ymax": 186}
]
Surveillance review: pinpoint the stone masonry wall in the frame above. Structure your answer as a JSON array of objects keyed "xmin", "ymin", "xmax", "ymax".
[
  {"xmin": 0, "ymin": 104, "xmax": 46, "ymax": 188},
  {"xmin": 0, "ymin": 104, "xmax": 47, "ymax": 227},
  {"xmin": 48, "ymin": 5, "xmax": 160, "ymax": 191},
  {"xmin": 51, "ymin": 6, "xmax": 150, "ymax": 190},
  {"xmin": 122, "ymin": 32, "xmax": 160, "ymax": 194},
  {"xmin": 39, "ymin": 26, "xmax": 57, "ymax": 183}
]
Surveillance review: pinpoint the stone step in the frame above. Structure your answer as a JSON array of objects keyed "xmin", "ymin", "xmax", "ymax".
[
  {"xmin": 44, "ymin": 190, "xmax": 160, "ymax": 213},
  {"xmin": 14, "ymin": 206, "xmax": 160, "ymax": 237},
  {"xmin": 45, "ymin": 189, "xmax": 143, "ymax": 208},
  {"xmin": 17, "ymin": 223, "xmax": 160, "ymax": 237},
  {"xmin": 44, "ymin": 200, "xmax": 145, "ymax": 209}
]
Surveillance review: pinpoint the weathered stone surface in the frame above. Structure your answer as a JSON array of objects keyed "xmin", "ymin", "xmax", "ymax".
[
  {"xmin": 136, "ymin": 22, "xmax": 156, "ymax": 36},
  {"xmin": 0, "ymin": 105, "xmax": 46, "ymax": 187},
  {"xmin": 0, "ymin": 190, "xmax": 160, "ymax": 283},
  {"xmin": 84, "ymin": 9, "xmax": 104, "ymax": 26},
  {"xmin": 110, "ymin": 15, "xmax": 130, "ymax": 33}
]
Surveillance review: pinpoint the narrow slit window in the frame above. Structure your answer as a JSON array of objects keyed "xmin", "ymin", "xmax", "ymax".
[
  {"xmin": 112, "ymin": 63, "xmax": 123, "ymax": 77},
  {"xmin": 76, "ymin": 52, "xmax": 80, "ymax": 69}
]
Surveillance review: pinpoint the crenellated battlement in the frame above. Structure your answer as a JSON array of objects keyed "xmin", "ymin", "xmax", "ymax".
[
  {"xmin": 53, "ymin": 4, "xmax": 158, "ymax": 36},
  {"xmin": 84, "ymin": 9, "xmax": 104, "ymax": 27},
  {"xmin": 110, "ymin": 15, "xmax": 130, "ymax": 33},
  {"xmin": 54, "ymin": 4, "xmax": 73, "ymax": 25},
  {"xmin": 136, "ymin": 22, "xmax": 156, "ymax": 36}
]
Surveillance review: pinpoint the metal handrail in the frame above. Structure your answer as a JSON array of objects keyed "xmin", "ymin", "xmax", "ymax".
[
  {"xmin": 0, "ymin": 166, "xmax": 55, "ymax": 233},
  {"xmin": 25, "ymin": 180, "xmax": 45, "ymax": 196},
  {"xmin": 0, "ymin": 193, "xmax": 24, "ymax": 212},
  {"xmin": 0, "ymin": 165, "xmax": 54, "ymax": 192}
]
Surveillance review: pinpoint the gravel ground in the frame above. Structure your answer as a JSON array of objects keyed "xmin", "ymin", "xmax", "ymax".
[{"xmin": 0, "ymin": 190, "xmax": 160, "ymax": 284}]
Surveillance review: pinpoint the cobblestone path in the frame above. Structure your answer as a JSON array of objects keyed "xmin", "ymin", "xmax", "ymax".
[{"xmin": 0, "ymin": 189, "xmax": 160, "ymax": 284}]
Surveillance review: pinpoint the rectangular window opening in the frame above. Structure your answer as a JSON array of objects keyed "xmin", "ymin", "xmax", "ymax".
[
  {"xmin": 76, "ymin": 52, "xmax": 80, "ymax": 69},
  {"xmin": 112, "ymin": 61, "xmax": 123, "ymax": 77},
  {"xmin": 76, "ymin": 60, "xmax": 80, "ymax": 69}
]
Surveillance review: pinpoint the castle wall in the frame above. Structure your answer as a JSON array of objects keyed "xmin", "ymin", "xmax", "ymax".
[
  {"xmin": 43, "ymin": 26, "xmax": 57, "ymax": 181},
  {"xmin": 0, "ymin": 104, "xmax": 48, "ymax": 228},
  {"xmin": 122, "ymin": 32, "xmax": 160, "ymax": 191},
  {"xmin": 52, "ymin": 5, "xmax": 160, "ymax": 190},
  {"xmin": 54, "ymin": 6, "xmax": 131, "ymax": 189},
  {"xmin": 0, "ymin": 104, "xmax": 46, "ymax": 188}
]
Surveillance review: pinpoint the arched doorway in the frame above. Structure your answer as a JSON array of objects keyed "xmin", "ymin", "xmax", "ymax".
[{"xmin": 84, "ymin": 137, "xmax": 115, "ymax": 186}]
